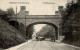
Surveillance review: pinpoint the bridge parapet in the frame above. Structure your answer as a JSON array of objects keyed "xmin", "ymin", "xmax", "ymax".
[{"xmin": 11, "ymin": 15, "xmax": 62, "ymax": 19}]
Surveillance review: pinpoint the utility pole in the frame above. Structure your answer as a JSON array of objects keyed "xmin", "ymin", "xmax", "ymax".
[
  {"xmin": 25, "ymin": 15, "xmax": 27, "ymax": 39},
  {"xmin": 25, "ymin": 15, "xmax": 26, "ymax": 32},
  {"xmin": 15, "ymin": 6, "xmax": 17, "ymax": 40},
  {"xmin": 16, "ymin": 6, "xmax": 17, "ymax": 21},
  {"xmin": 72, "ymin": 0, "xmax": 75, "ymax": 33}
]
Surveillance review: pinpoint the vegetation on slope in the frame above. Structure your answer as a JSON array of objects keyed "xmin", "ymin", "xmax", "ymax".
[
  {"xmin": 61, "ymin": 0, "xmax": 80, "ymax": 47},
  {"xmin": 0, "ymin": 8, "xmax": 26, "ymax": 49},
  {"xmin": 0, "ymin": 17, "xmax": 26, "ymax": 49}
]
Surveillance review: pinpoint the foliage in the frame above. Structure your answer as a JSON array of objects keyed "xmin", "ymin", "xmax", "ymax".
[
  {"xmin": 28, "ymin": 26, "xmax": 34, "ymax": 39},
  {"xmin": 0, "ymin": 8, "xmax": 15, "ymax": 21},
  {"xmin": 61, "ymin": 0, "xmax": 80, "ymax": 46},
  {"xmin": 26, "ymin": 26, "xmax": 34, "ymax": 39},
  {"xmin": 0, "ymin": 18, "xmax": 26, "ymax": 49},
  {"xmin": 36, "ymin": 25, "xmax": 55, "ymax": 38},
  {"xmin": 18, "ymin": 23, "xmax": 26, "ymax": 38},
  {"xmin": 0, "ymin": 8, "xmax": 27, "ymax": 49},
  {"xmin": 6, "ymin": 8, "xmax": 15, "ymax": 16}
]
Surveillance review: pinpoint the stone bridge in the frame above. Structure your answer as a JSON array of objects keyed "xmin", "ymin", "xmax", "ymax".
[
  {"xmin": 9, "ymin": 6, "xmax": 63, "ymax": 40},
  {"xmin": 9, "ymin": 15, "xmax": 62, "ymax": 40}
]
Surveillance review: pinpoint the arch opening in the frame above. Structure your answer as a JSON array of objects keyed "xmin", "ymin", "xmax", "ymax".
[
  {"xmin": 26, "ymin": 22, "xmax": 58, "ymax": 40},
  {"xmin": 8, "ymin": 20, "xmax": 19, "ymax": 29}
]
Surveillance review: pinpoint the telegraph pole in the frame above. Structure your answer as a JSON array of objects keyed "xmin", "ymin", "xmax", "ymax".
[
  {"xmin": 25, "ymin": 14, "xmax": 27, "ymax": 39},
  {"xmin": 25, "ymin": 15, "xmax": 26, "ymax": 32},
  {"xmin": 15, "ymin": 6, "xmax": 17, "ymax": 40},
  {"xmin": 72, "ymin": 0, "xmax": 74, "ymax": 12},
  {"xmin": 72, "ymin": 0, "xmax": 75, "ymax": 32},
  {"xmin": 16, "ymin": 6, "xmax": 17, "ymax": 21}
]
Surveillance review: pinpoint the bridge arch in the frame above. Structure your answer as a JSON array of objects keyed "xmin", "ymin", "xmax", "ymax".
[
  {"xmin": 26, "ymin": 22, "xmax": 58, "ymax": 40},
  {"xmin": 8, "ymin": 20, "xmax": 19, "ymax": 29}
]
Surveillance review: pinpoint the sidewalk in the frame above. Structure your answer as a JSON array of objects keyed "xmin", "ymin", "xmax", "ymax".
[
  {"xmin": 5, "ymin": 40, "xmax": 32, "ymax": 50},
  {"xmin": 56, "ymin": 36, "xmax": 80, "ymax": 50},
  {"xmin": 64, "ymin": 43, "xmax": 80, "ymax": 49},
  {"xmin": 56, "ymin": 40, "xmax": 80, "ymax": 50}
]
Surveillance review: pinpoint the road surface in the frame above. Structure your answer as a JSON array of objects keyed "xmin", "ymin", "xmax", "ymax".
[{"xmin": 16, "ymin": 40, "xmax": 80, "ymax": 50}]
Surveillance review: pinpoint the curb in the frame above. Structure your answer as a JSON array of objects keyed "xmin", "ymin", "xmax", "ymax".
[
  {"xmin": 64, "ymin": 43, "xmax": 80, "ymax": 49},
  {"xmin": 5, "ymin": 41, "xmax": 28, "ymax": 50}
]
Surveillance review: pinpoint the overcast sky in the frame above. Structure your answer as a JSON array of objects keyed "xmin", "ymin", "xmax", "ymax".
[{"xmin": 0, "ymin": 0, "xmax": 67, "ymax": 15}]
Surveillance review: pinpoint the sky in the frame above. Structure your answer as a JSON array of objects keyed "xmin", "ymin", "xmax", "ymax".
[
  {"xmin": 0, "ymin": 0, "xmax": 67, "ymax": 15},
  {"xmin": 34, "ymin": 24, "xmax": 46, "ymax": 32},
  {"xmin": 32, "ymin": 24, "xmax": 46, "ymax": 37}
]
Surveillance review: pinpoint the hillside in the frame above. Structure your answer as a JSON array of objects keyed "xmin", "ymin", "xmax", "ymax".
[
  {"xmin": 61, "ymin": 0, "xmax": 80, "ymax": 47},
  {"xmin": 0, "ymin": 17, "xmax": 26, "ymax": 49},
  {"xmin": 62, "ymin": 7, "xmax": 80, "ymax": 47}
]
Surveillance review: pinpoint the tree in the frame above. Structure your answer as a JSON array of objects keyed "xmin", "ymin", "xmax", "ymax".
[
  {"xmin": 61, "ymin": 0, "xmax": 80, "ymax": 42},
  {"xmin": 0, "ymin": 9, "xmax": 8, "ymax": 21},
  {"xmin": 6, "ymin": 8, "xmax": 15, "ymax": 16},
  {"xmin": 0, "ymin": 8, "xmax": 15, "ymax": 21},
  {"xmin": 36, "ymin": 25, "xmax": 55, "ymax": 38},
  {"xmin": 26, "ymin": 26, "xmax": 34, "ymax": 39}
]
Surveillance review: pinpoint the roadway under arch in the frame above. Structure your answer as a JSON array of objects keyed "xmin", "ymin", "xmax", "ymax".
[{"xmin": 26, "ymin": 22, "xmax": 58, "ymax": 40}]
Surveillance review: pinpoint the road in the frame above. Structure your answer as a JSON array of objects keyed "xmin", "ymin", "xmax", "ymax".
[{"xmin": 16, "ymin": 40, "xmax": 80, "ymax": 50}]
